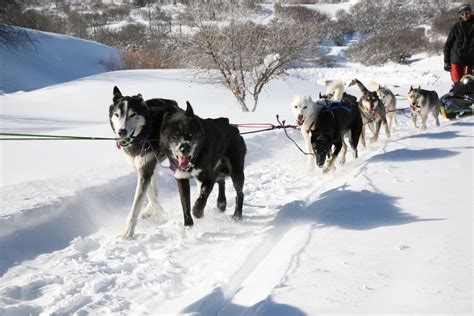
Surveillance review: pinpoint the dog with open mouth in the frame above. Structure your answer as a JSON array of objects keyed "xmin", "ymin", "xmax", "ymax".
[
  {"xmin": 349, "ymin": 78, "xmax": 390, "ymax": 146},
  {"xmin": 109, "ymin": 86, "xmax": 181, "ymax": 239},
  {"xmin": 290, "ymin": 94, "xmax": 324, "ymax": 169},
  {"xmin": 160, "ymin": 101, "xmax": 247, "ymax": 226},
  {"xmin": 311, "ymin": 101, "xmax": 363, "ymax": 173}
]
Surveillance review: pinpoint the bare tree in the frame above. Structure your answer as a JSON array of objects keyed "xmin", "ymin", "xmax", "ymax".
[{"xmin": 179, "ymin": 4, "xmax": 321, "ymax": 112}]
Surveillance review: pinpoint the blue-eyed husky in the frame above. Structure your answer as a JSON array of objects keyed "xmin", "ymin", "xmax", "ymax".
[{"xmin": 109, "ymin": 86, "xmax": 181, "ymax": 239}]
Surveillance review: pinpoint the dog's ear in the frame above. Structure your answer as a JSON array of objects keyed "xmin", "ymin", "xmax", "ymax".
[
  {"xmin": 319, "ymin": 92, "xmax": 322, "ymax": 99},
  {"xmin": 409, "ymin": 86, "xmax": 413, "ymax": 92},
  {"xmin": 185, "ymin": 101, "xmax": 194, "ymax": 117},
  {"xmin": 161, "ymin": 112, "xmax": 170, "ymax": 131},
  {"xmin": 113, "ymin": 86, "xmax": 122, "ymax": 103},
  {"xmin": 137, "ymin": 93, "xmax": 143, "ymax": 100},
  {"xmin": 417, "ymin": 85, "xmax": 421, "ymax": 90}
]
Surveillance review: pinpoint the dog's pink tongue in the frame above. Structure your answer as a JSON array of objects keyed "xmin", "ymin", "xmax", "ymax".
[{"xmin": 178, "ymin": 156, "xmax": 190, "ymax": 169}]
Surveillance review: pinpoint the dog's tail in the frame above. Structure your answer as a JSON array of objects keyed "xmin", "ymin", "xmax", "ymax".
[
  {"xmin": 317, "ymin": 79, "xmax": 345, "ymax": 102},
  {"xmin": 368, "ymin": 80, "xmax": 381, "ymax": 92}
]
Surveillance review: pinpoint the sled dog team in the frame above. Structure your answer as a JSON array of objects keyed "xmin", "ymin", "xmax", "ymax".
[{"xmin": 109, "ymin": 80, "xmax": 442, "ymax": 238}]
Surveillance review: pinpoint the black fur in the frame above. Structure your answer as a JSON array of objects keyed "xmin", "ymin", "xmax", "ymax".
[
  {"xmin": 319, "ymin": 91, "xmax": 358, "ymax": 106},
  {"xmin": 160, "ymin": 102, "xmax": 247, "ymax": 226},
  {"xmin": 311, "ymin": 102, "xmax": 362, "ymax": 168}
]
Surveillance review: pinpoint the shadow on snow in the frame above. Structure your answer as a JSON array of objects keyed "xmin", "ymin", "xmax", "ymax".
[
  {"xmin": 182, "ymin": 288, "xmax": 305, "ymax": 316},
  {"xmin": 368, "ymin": 148, "xmax": 458, "ymax": 162},
  {"xmin": 182, "ymin": 185, "xmax": 442, "ymax": 314}
]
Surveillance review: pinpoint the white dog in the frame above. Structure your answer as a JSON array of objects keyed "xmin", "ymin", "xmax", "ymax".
[{"xmin": 290, "ymin": 95, "xmax": 324, "ymax": 169}]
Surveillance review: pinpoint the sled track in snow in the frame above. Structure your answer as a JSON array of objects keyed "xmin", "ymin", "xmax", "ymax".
[{"xmin": 0, "ymin": 113, "xmax": 461, "ymax": 314}]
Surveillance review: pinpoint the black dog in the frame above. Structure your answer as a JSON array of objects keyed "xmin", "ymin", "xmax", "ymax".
[
  {"xmin": 311, "ymin": 101, "xmax": 362, "ymax": 173},
  {"xmin": 160, "ymin": 102, "xmax": 247, "ymax": 226}
]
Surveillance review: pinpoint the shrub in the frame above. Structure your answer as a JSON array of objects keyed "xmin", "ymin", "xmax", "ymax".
[
  {"xmin": 431, "ymin": 7, "xmax": 459, "ymax": 36},
  {"xmin": 274, "ymin": 3, "xmax": 329, "ymax": 24},
  {"xmin": 345, "ymin": 27, "xmax": 435, "ymax": 65}
]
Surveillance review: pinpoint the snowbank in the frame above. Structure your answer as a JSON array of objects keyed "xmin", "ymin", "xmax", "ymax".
[{"xmin": 0, "ymin": 27, "xmax": 121, "ymax": 94}]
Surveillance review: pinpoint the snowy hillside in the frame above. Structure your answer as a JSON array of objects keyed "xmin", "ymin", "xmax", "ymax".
[
  {"xmin": 0, "ymin": 50, "xmax": 472, "ymax": 314},
  {"xmin": 0, "ymin": 27, "xmax": 121, "ymax": 94}
]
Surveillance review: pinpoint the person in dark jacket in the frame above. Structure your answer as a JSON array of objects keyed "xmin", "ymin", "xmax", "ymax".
[{"xmin": 443, "ymin": 4, "xmax": 474, "ymax": 83}]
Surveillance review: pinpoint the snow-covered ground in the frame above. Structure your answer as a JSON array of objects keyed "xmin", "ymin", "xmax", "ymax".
[
  {"xmin": 0, "ymin": 28, "xmax": 121, "ymax": 94},
  {"xmin": 0, "ymin": 29, "xmax": 472, "ymax": 314}
]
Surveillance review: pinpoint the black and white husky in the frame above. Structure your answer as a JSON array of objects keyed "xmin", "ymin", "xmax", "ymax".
[
  {"xmin": 407, "ymin": 86, "xmax": 440, "ymax": 131},
  {"xmin": 109, "ymin": 86, "xmax": 181, "ymax": 239},
  {"xmin": 160, "ymin": 102, "xmax": 247, "ymax": 226},
  {"xmin": 311, "ymin": 101, "xmax": 362, "ymax": 172}
]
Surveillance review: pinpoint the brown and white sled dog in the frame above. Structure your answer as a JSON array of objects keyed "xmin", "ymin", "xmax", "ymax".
[
  {"xmin": 109, "ymin": 86, "xmax": 181, "ymax": 239},
  {"xmin": 290, "ymin": 95, "xmax": 324, "ymax": 169},
  {"xmin": 407, "ymin": 86, "xmax": 440, "ymax": 131},
  {"xmin": 369, "ymin": 81, "xmax": 397, "ymax": 131},
  {"xmin": 349, "ymin": 78, "xmax": 390, "ymax": 146}
]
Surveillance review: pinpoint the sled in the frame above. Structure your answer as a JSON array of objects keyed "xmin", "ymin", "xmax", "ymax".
[{"xmin": 439, "ymin": 93, "xmax": 474, "ymax": 120}]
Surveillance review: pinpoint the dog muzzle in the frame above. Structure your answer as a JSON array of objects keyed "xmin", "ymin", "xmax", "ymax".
[
  {"xmin": 177, "ymin": 155, "xmax": 193, "ymax": 170},
  {"xmin": 296, "ymin": 115, "xmax": 304, "ymax": 126}
]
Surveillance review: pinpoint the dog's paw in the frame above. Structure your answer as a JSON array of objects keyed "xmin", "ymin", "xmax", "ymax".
[
  {"xmin": 140, "ymin": 204, "xmax": 163, "ymax": 219},
  {"xmin": 192, "ymin": 206, "xmax": 204, "ymax": 218},
  {"xmin": 369, "ymin": 136, "xmax": 378, "ymax": 144},
  {"xmin": 184, "ymin": 216, "xmax": 194, "ymax": 226},
  {"xmin": 120, "ymin": 231, "xmax": 135, "ymax": 240},
  {"xmin": 217, "ymin": 200, "xmax": 227, "ymax": 212},
  {"xmin": 140, "ymin": 209, "xmax": 152, "ymax": 220},
  {"xmin": 232, "ymin": 212, "xmax": 242, "ymax": 221}
]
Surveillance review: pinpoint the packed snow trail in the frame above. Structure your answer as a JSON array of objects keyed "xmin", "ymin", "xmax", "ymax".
[{"xmin": 1, "ymin": 111, "xmax": 471, "ymax": 314}]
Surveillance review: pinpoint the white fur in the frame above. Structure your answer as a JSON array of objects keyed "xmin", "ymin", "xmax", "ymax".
[
  {"xmin": 174, "ymin": 168, "xmax": 202, "ymax": 179},
  {"xmin": 407, "ymin": 90, "xmax": 440, "ymax": 131},
  {"xmin": 290, "ymin": 95, "xmax": 323, "ymax": 170},
  {"xmin": 370, "ymin": 81, "xmax": 398, "ymax": 132},
  {"xmin": 111, "ymin": 100, "xmax": 146, "ymax": 138},
  {"xmin": 121, "ymin": 151, "xmax": 163, "ymax": 239},
  {"xmin": 317, "ymin": 79, "xmax": 345, "ymax": 101}
]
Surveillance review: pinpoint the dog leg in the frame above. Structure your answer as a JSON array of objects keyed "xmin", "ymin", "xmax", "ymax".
[
  {"xmin": 231, "ymin": 173, "xmax": 245, "ymax": 220},
  {"xmin": 192, "ymin": 179, "xmax": 216, "ymax": 218},
  {"xmin": 304, "ymin": 131, "xmax": 315, "ymax": 169},
  {"xmin": 350, "ymin": 127, "xmax": 360, "ymax": 159},
  {"xmin": 216, "ymin": 178, "xmax": 226, "ymax": 212},
  {"xmin": 323, "ymin": 142, "xmax": 341, "ymax": 173},
  {"xmin": 141, "ymin": 172, "xmax": 163, "ymax": 219},
  {"xmin": 383, "ymin": 117, "xmax": 391, "ymax": 138},
  {"xmin": 411, "ymin": 112, "xmax": 418, "ymax": 129},
  {"xmin": 122, "ymin": 175, "xmax": 151, "ymax": 239},
  {"xmin": 432, "ymin": 106, "xmax": 440, "ymax": 127},
  {"xmin": 339, "ymin": 139, "xmax": 347, "ymax": 165},
  {"xmin": 370, "ymin": 120, "xmax": 381, "ymax": 143},
  {"xmin": 177, "ymin": 178, "xmax": 193, "ymax": 226},
  {"xmin": 360, "ymin": 125, "xmax": 366, "ymax": 148},
  {"xmin": 420, "ymin": 113, "xmax": 428, "ymax": 131}
]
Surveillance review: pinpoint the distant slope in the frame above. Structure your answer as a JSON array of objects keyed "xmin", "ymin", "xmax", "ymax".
[{"xmin": 0, "ymin": 27, "xmax": 121, "ymax": 94}]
